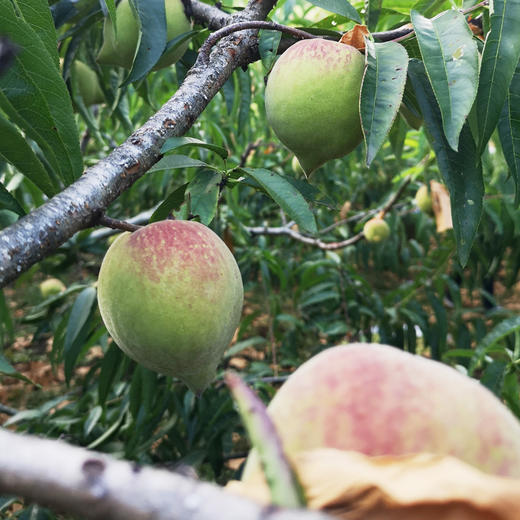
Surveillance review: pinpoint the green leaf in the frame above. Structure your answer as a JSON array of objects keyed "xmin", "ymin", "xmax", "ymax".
[
  {"xmin": 63, "ymin": 286, "xmax": 97, "ymax": 381},
  {"xmin": 361, "ymin": 39, "xmax": 408, "ymax": 166},
  {"xmin": 150, "ymin": 182, "xmax": 189, "ymax": 223},
  {"xmin": 102, "ymin": 0, "xmax": 117, "ymax": 29},
  {"xmin": 389, "ymin": 114, "xmax": 408, "ymax": 160},
  {"xmin": 0, "ymin": 352, "xmax": 37, "ymax": 385},
  {"xmin": 15, "ymin": 0, "xmax": 60, "ymax": 70},
  {"xmin": 365, "ymin": 0, "xmax": 382, "ymax": 31},
  {"xmin": 503, "ymin": 371, "xmax": 520, "ymax": 418},
  {"xmin": 186, "ymin": 170, "xmax": 222, "ymax": 225},
  {"xmin": 480, "ymin": 360, "xmax": 507, "ymax": 397},
  {"xmin": 161, "ymin": 137, "xmax": 229, "ymax": 160},
  {"xmin": 98, "ymin": 343, "xmax": 126, "ymax": 405},
  {"xmin": 84, "ymin": 405, "xmax": 103, "ymax": 437},
  {"xmin": 226, "ymin": 373, "xmax": 306, "ymax": 508},
  {"xmin": 475, "ymin": 0, "xmax": 520, "ymax": 153},
  {"xmin": 259, "ymin": 30, "xmax": 282, "ymax": 72},
  {"xmin": 411, "ymin": 10, "xmax": 478, "ymax": 151},
  {"xmin": 283, "ymin": 176, "xmax": 336, "ymax": 209},
  {"xmin": 408, "ymin": 59, "xmax": 483, "ymax": 266},
  {"xmin": 0, "ymin": 290, "xmax": 14, "ymax": 344},
  {"xmin": 498, "ymin": 58, "xmax": 520, "ymax": 203},
  {"xmin": 148, "ymin": 155, "xmax": 214, "ymax": 172},
  {"xmin": 306, "ymin": 0, "xmax": 361, "ymax": 23},
  {"xmin": 0, "ymin": 112, "xmax": 56, "ymax": 196},
  {"xmin": 0, "ymin": 0, "xmax": 82, "ymax": 185},
  {"xmin": 469, "ymin": 315, "xmax": 520, "ymax": 374},
  {"xmin": 238, "ymin": 68, "xmax": 251, "ymax": 136},
  {"xmin": 123, "ymin": 0, "xmax": 166, "ymax": 84},
  {"xmin": 0, "ymin": 182, "xmax": 25, "ymax": 217},
  {"xmin": 241, "ymin": 168, "xmax": 317, "ymax": 234},
  {"xmin": 412, "ymin": 0, "xmax": 451, "ymax": 17}
]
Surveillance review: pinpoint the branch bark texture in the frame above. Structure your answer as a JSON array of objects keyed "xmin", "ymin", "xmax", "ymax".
[
  {"xmin": 0, "ymin": 0, "xmax": 275, "ymax": 288},
  {"xmin": 0, "ymin": 429, "xmax": 332, "ymax": 520}
]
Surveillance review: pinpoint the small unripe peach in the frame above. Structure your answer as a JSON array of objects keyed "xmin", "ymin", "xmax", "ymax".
[
  {"xmin": 363, "ymin": 218, "xmax": 390, "ymax": 243},
  {"xmin": 39, "ymin": 278, "xmax": 66, "ymax": 298},
  {"xmin": 415, "ymin": 184, "xmax": 433, "ymax": 214}
]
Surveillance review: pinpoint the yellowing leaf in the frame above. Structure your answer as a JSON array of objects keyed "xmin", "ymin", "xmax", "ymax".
[
  {"xmin": 430, "ymin": 180, "xmax": 453, "ymax": 233},
  {"xmin": 227, "ymin": 449, "xmax": 520, "ymax": 519},
  {"xmin": 339, "ymin": 25, "xmax": 370, "ymax": 51}
]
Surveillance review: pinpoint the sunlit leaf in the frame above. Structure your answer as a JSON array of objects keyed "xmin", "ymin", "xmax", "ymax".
[
  {"xmin": 475, "ymin": 0, "xmax": 520, "ymax": 153},
  {"xmin": 412, "ymin": 9, "xmax": 478, "ymax": 151},
  {"xmin": 361, "ymin": 39, "xmax": 408, "ymax": 165}
]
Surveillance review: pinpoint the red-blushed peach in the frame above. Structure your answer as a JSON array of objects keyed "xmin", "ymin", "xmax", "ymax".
[
  {"xmin": 265, "ymin": 39, "xmax": 364, "ymax": 175},
  {"xmin": 97, "ymin": 220, "xmax": 243, "ymax": 393},
  {"xmin": 241, "ymin": 343, "xmax": 520, "ymax": 480}
]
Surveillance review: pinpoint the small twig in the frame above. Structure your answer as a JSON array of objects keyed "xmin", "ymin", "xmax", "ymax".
[
  {"xmin": 319, "ymin": 202, "xmax": 408, "ymax": 235},
  {"xmin": 378, "ymin": 177, "xmax": 412, "ymax": 218},
  {"xmin": 239, "ymin": 139, "xmax": 263, "ymax": 168},
  {"xmin": 197, "ymin": 21, "xmax": 319, "ymax": 66},
  {"xmin": 373, "ymin": 24, "xmax": 414, "ymax": 42},
  {"xmin": 373, "ymin": 0, "xmax": 488, "ymax": 43},
  {"xmin": 98, "ymin": 215, "xmax": 142, "ymax": 233},
  {"xmin": 245, "ymin": 178, "xmax": 412, "ymax": 250}
]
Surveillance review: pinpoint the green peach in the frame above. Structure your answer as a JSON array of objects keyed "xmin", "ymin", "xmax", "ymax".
[
  {"xmin": 265, "ymin": 39, "xmax": 364, "ymax": 175},
  {"xmin": 96, "ymin": 0, "xmax": 191, "ymax": 70},
  {"xmin": 363, "ymin": 217, "xmax": 390, "ymax": 243},
  {"xmin": 242, "ymin": 344, "xmax": 520, "ymax": 480},
  {"xmin": 415, "ymin": 184, "xmax": 433, "ymax": 214},
  {"xmin": 39, "ymin": 278, "xmax": 66, "ymax": 298},
  {"xmin": 97, "ymin": 220, "xmax": 243, "ymax": 393},
  {"xmin": 72, "ymin": 60, "xmax": 105, "ymax": 106}
]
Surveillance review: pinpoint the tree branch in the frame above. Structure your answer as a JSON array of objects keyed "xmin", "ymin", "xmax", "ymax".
[
  {"xmin": 197, "ymin": 21, "xmax": 319, "ymax": 65},
  {"xmin": 245, "ymin": 178, "xmax": 411, "ymax": 250},
  {"xmin": 0, "ymin": 0, "xmax": 276, "ymax": 288},
  {"xmin": 0, "ymin": 429, "xmax": 332, "ymax": 520},
  {"xmin": 98, "ymin": 216, "xmax": 142, "ymax": 233}
]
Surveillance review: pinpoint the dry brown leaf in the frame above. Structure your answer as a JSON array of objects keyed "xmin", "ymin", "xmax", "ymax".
[
  {"xmin": 339, "ymin": 26, "xmax": 370, "ymax": 51},
  {"xmin": 468, "ymin": 17, "xmax": 484, "ymax": 40},
  {"xmin": 339, "ymin": 201, "xmax": 351, "ymax": 221},
  {"xmin": 227, "ymin": 449, "xmax": 520, "ymax": 519},
  {"xmin": 430, "ymin": 180, "xmax": 453, "ymax": 233}
]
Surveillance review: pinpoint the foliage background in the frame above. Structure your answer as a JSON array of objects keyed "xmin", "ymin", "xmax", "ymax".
[{"xmin": 1, "ymin": 0, "xmax": 520, "ymax": 516}]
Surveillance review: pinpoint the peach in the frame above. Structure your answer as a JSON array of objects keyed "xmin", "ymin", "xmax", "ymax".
[
  {"xmin": 242, "ymin": 343, "xmax": 520, "ymax": 479},
  {"xmin": 265, "ymin": 39, "xmax": 364, "ymax": 175},
  {"xmin": 97, "ymin": 220, "xmax": 243, "ymax": 393}
]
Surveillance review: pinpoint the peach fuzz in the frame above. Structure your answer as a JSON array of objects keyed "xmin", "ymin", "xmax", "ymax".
[
  {"xmin": 242, "ymin": 343, "xmax": 520, "ymax": 480},
  {"xmin": 97, "ymin": 220, "xmax": 243, "ymax": 394},
  {"xmin": 265, "ymin": 39, "xmax": 364, "ymax": 175}
]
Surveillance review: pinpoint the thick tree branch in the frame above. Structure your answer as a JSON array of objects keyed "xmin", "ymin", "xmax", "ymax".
[
  {"xmin": 0, "ymin": 429, "xmax": 331, "ymax": 520},
  {"xmin": 191, "ymin": 0, "xmax": 231, "ymax": 30},
  {"xmin": 0, "ymin": 0, "xmax": 276, "ymax": 288}
]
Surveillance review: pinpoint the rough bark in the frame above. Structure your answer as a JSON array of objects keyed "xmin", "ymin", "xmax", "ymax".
[{"xmin": 0, "ymin": 429, "xmax": 332, "ymax": 520}]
